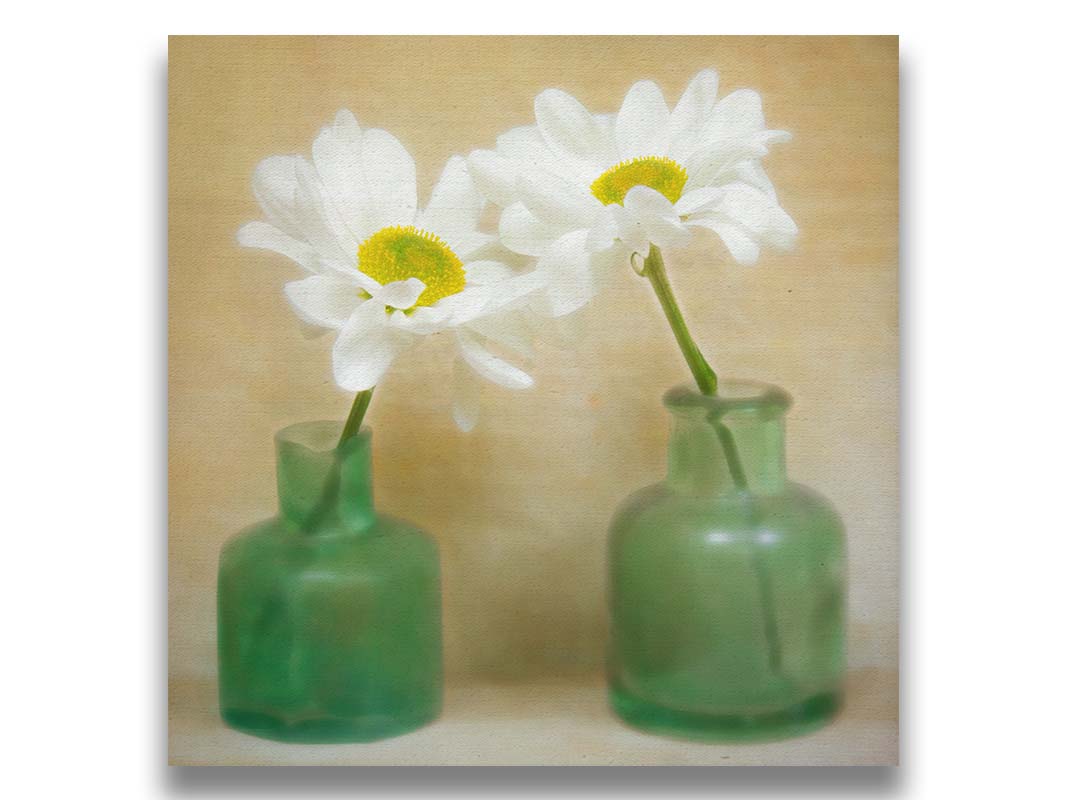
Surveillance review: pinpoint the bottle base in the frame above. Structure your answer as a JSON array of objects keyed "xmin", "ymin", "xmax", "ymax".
[
  {"xmin": 609, "ymin": 684, "xmax": 841, "ymax": 743},
  {"xmin": 221, "ymin": 706, "xmax": 439, "ymax": 744}
]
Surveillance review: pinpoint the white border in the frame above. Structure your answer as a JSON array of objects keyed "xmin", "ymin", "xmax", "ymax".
[{"xmin": 5, "ymin": 5, "xmax": 1066, "ymax": 797}]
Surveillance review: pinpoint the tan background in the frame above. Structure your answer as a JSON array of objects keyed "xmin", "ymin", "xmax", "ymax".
[{"xmin": 169, "ymin": 36, "xmax": 898, "ymax": 765}]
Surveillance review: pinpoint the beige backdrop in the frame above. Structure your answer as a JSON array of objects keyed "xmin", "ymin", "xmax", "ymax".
[{"xmin": 169, "ymin": 36, "xmax": 898, "ymax": 764}]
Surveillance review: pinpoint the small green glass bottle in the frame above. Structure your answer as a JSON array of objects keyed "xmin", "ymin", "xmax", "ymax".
[
  {"xmin": 217, "ymin": 421, "xmax": 443, "ymax": 743},
  {"xmin": 609, "ymin": 382, "xmax": 845, "ymax": 741}
]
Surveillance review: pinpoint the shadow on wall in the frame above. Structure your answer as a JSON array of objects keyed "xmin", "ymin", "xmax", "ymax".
[
  {"xmin": 373, "ymin": 402, "xmax": 612, "ymax": 681},
  {"xmin": 371, "ymin": 359, "xmax": 661, "ymax": 682}
]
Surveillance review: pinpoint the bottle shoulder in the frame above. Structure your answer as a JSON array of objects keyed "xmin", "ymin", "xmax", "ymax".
[
  {"xmin": 373, "ymin": 513, "xmax": 438, "ymax": 549},
  {"xmin": 220, "ymin": 511, "xmax": 437, "ymax": 570},
  {"xmin": 610, "ymin": 480, "xmax": 844, "ymax": 542},
  {"xmin": 780, "ymin": 481, "xmax": 844, "ymax": 528}
]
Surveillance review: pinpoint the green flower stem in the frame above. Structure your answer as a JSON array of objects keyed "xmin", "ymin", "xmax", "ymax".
[
  {"xmin": 301, "ymin": 388, "xmax": 375, "ymax": 534},
  {"xmin": 642, "ymin": 245, "xmax": 750, "ymax": 488},
  {"xmin": 713, "ymin": 421, "xmax": 749, "ymax": 490},
  {"xmin": 642, "ymin": 245, "xmax": 752, "ymax": 487},
  {"xmin": 339, "ymin": 388, "xmax": 375, "ymax": 447},
  {"xmin": 642, "ymin": 242, "xmax": 782, "ymax": 674},
  {"xmin": 642, "ymin": 244, "xmax": 718, "ymax": 396}
]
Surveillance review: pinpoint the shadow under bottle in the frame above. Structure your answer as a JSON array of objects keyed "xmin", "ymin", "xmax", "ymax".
[{"xmin": 608, "ymin": 382, "xmax": 846, "ymax": 741}]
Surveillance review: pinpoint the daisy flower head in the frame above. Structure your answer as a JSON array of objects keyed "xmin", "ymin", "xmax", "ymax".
[
  {"xmin": 467, "ymin": 69, "xmax": 798, "ymax": 316},
  {"xmin": 239, "ymin": 110, "xmax": 543, "ymax": 431}
]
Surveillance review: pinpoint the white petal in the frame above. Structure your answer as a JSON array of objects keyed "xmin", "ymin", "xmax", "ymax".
[
  {"xmin": 684, "ymin": 138, "xmax": 758, "ymax": 186},
  {"xmin": 424, "ymin": 272, "xmax": 539, "ymax": 330},
  {"xmin": 669, "ymin": 69, "xmax": 719, "ymax": 165},
  {"xmin": 498, "ymin": 126, "xmax": 601, "ymax": 189},
  {"xmin": 754, "ymin": 128, "xmax": 793, "ymax": 147},
  {"xmin": 392, "ymin": 304, "xmax": 455, "ymax": 335},
  {"xmin": 691, "ymin": 129, "xmax": 791, "ymax": 192},
  {"xmin": 622, "ymin": 185, "xmax": 691, "ymax": 249},
  {"xmin": 655, "ymin": 226, "xmax": 695, "ymax": 258},
  {"xmin": 624, "ymin": 183, "xmax": 679, "ymax": 218},
  {"xmin": 297, "ymin": 319, "xmax": 330, "ymax": 340},
  {"xmin": 250, "ymin": 155, "xmax": 305, "ymax": 238},
  {"xmin": 536, "ymin": 229, "xmax": 599, "ymax": 316},
  {"xmin": 361, "ymin": 128, "xmax": 418, "ymax": 230},
  {"xmin": 688, "ymin": 218, "xmax": 760, "ymax": 265},
  {"xmin": 292, "ymin": 159, "xmax": 357, "ymax": 264},
  {"xmin": 464, "ymin": 260, "xmax": 515, "ymax": 285},
  {"xmin": 237, "ymin": 221, "xmax": 319, "ymax": 271},
  {"xmin": 615, "ymin": 80, "xmax": 670, "ymax": 161},
  {"xmin": 331, "ymin": 302, "xmax": 399, "ymax": 391},
  {"xmin": 497, "ymin": 126, "xmax": 563, "ymax": 176},
  {"xmin": 499, "ymin": 202, "xmax": 569, "ymax": 257},
  {"xmin": 586, "ymin": 205, "xmax": 619, "ymax": 252},
  {"xmin": 728, "ymin": 160, "xmax": 777, "ymax": 200},
  {"xmin": 456, "ymin": 331, "xmax": 534, "ymax": 390},
  {"xmin": 312, "ymin": 109, "xmax": 375, "ymax": 241},
  {"xmin": 703, "ymin": 89, "xmax": 766, "ymax": 141},
  {"xmin": 283, "ymin": 274, "xmax": 364, "ymax": 329},
  {"xmin": 328, "ymin": 109, "xmax": 359, "ymax": 137},
  {"xmin": 466, "ymin": 313, "xmax": 536, "ymax": 359},
  {"xmin": 613, "ymin": 211, "xmax": 651, "ymax": 259},
  {"xmin": 344, "ymin": 268, "xmax": 382, "ymax": 295},
  {"xmin": 496, "ymin": 125, "xmax": 543, "ymax": 158},
  {"xmin": 448, "ymin": 231, "xmax": 495, "ymax": 260},
  {"xmin": 451, "ymin": 355, "xmax": 481, "ymax": 432},
  {"xmin": 767, "ymin": 209, "xmax": 799, "ymax": 249},
  {"xmin": 467, "ymin": 149, "xmax": 517, "ymax": 207},
  {"xmin": 718, "ymin": 183, "xmax": 798, "ymax": 249},
  {"xmin": 515, "ymin": 172, "xmax": 598, "ymax": 229},
  {"xmin": 375, "ymin": 277, "xmax": 426, "ymax": 310},
  {"xmin": 312, "ymin": 258, "xmax": 368, "ymax": 284},
  {"xmin": 471, "ymin": 268, "xmax": 546, "ymax": 314},
  {"xmin": 675, "ymin": 186, "xmax": 725, "ymax": 216},
  {"xmin": 534, "ymin": 88, "xmax": 612, "ymax": 170},
  {"xmin": 417, "ymin": 156, "xmax": 485, "ymax": 247},
  {"xmin": 425, "ymin": 289, "xmax": 488, "ymax": 327}
]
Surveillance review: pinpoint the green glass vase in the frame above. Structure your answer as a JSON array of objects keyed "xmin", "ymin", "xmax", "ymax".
[
  {"xmin": 217, "ymin": 421, "xmax": 443, "ymax": 743},
  {"xmin": 608, "ymin": 382, "xmax": 846, "ymax": 741}
]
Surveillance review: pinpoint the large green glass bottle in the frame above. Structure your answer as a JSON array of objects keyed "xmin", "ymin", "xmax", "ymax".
[
  {"xmin": 609, "ymin": 382, "xmax": 845, "ymax": 741},
  {"xmin": 217, "ymin": 421, "xmax": 443, "ymax": 743}
]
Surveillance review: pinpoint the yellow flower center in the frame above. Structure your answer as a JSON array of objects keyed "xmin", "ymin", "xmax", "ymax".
[
  {"xmin": 357, "ymin": 225, "xmax": 465, "ymax": 308},
  {"xmin": 589, "ymin": 156, "xmax": 688, "ymax": 206}
]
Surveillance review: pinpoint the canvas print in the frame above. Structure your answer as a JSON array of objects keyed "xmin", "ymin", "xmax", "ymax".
[{"xmin": 168, "ymin": 35, "xmax": 898, "ymax": 765}]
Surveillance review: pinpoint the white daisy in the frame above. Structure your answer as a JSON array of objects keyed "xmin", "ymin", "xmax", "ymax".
[
  {"xmin": 468, "ymin": 70, "xmax": 798, "ymax": 315},
  {"xmin": 238, "ymin": 110, "xmax": 543, "ymax": 431}
]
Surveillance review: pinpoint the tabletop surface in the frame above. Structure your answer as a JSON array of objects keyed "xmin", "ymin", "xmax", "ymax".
[{"xmin": 169, "ymin": 668, "xmax": 897, "ymax": 767}]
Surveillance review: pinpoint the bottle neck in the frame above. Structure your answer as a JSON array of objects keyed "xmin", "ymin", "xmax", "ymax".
[
  {"xmin": 275, "ymin": 421, "xmax": 376, "ymax": 533},
  {"xmin": 664, "ymin": 384, "xmax": 790, "ymax": 497}
]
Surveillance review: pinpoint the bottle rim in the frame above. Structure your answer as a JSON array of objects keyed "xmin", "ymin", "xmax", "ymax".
[{"xmin": 663, "ymin": 380, "xmax": 792, "ymax": 418}]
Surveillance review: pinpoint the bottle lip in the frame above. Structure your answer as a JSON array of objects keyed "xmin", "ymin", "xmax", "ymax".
[
  {"xmin": 275, "ymin": 420, "xmax": 371, "ymax": 453},
  {"xmin": 663, "ymin": 380, "xmax": 792, "ymax": 417}
]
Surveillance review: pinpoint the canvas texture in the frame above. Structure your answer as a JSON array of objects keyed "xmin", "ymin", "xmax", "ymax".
[{"xmin": 168, "ymin": 35, "xmax": 898, "ymax": 765}]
